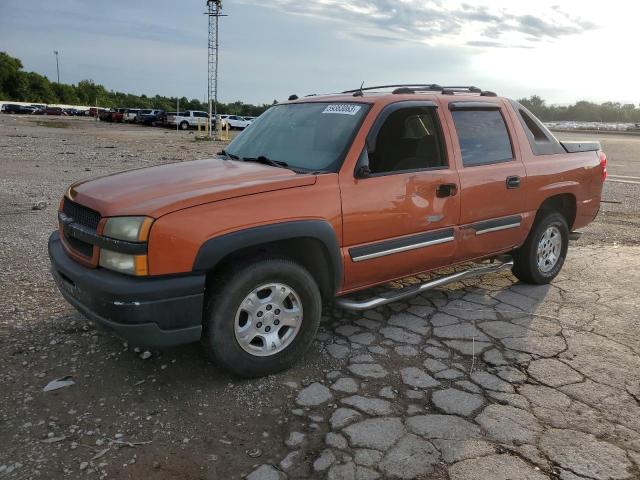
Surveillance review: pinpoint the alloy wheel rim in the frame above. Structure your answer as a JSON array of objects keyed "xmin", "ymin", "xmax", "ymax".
[
  {"xmin": 234, "ymin": 283, "xmax": 303, "ymax": 356},
  {"xmin": 537, "ymin": 225, "xmax": 562, "ymax": 273}
]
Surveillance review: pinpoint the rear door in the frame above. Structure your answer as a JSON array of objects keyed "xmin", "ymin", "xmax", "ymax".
[
  {"xmin": 443, "ymin": 99, "xmax": 526, "ymax": 260},
  {"xmin": 340, "ymin": 101, "xmax": 461, "ymax": 291}
]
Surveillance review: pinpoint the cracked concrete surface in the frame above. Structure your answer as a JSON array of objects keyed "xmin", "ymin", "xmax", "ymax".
[{"xmin": 250, "ymin": 246, "xmax": 640, "ymax": 479}]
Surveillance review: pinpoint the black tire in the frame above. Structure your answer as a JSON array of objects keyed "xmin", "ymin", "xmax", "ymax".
[
  {"xmin": 202, "ymin": 258, "xmax": 322, "ymax": 378},
  {"xmin": 179, "ymin": 121, "xmax": 189, "ymax": 131},
  {"xmin": 512, "ymin": 211, "xmax": 569, "ymax": 284}
]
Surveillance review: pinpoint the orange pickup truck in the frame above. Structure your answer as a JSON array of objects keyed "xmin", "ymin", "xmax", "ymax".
[{"xmin": 49, "ymin": 84, "xmax": 606, "ymax": 377}]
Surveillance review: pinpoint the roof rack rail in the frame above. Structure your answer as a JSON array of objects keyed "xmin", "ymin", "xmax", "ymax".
[{"xmin": 340, "ymin": 84, "xmax": 497, "ymax": 97}]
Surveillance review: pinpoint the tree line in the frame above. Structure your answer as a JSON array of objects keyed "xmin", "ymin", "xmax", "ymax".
[
  {"xmin": 3, "ymin": 52, "xmax": 640, "ymax": 122},
  {"xmin": 0, "ymin": 52, "xmax": 271, "ymax": 117},
  {"xmin": 518, "ymin": 95, "xmax": 640, "ymax": 124}
]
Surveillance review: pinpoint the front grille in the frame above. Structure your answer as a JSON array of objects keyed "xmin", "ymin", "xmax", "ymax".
[
  {"xmin": 62, "ymin": 198, "xmax": 101, "ymax": 258},
  {"xmin": 62, "ymin": 198, "xmax": 101, "ymax": 230},
  {"xmin": 65, "ymin": 234, "xmax": 94, "ymax": 258}
]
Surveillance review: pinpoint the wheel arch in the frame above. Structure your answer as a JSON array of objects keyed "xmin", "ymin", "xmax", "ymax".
[
  {"xmin": 193, "ymin": 220, "xmax": 342, "ymax": 299},
  {"xmin": 536, "ymin": 193, "xmax": 577, "ymax": 230}
]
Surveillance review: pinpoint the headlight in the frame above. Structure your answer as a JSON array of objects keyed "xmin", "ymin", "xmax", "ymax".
[
  {"xmin": 100, "ymin": 216, "xmax": 153, "ymax": 275},
  {"xmin": 103, "ymin": 216, "xmax": 152, "ymax": 242}
]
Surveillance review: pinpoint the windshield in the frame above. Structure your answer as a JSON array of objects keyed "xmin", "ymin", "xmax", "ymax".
[{"xmin": 224, "ymin": 102, "xmax": 369, "ymax": 172}]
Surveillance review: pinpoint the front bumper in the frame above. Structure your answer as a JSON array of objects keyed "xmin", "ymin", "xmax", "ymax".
[{"xmin": 48, "ymin": 231, "xmax": 205, "ymax": 347}]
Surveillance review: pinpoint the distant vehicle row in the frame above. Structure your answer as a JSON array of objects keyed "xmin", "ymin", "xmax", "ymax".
[{"xmin": 1, "ymin": 104, "xmax": 256, "ymax": 130}]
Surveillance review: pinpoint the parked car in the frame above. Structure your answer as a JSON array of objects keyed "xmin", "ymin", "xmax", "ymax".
[
  {"xmin": 166, "ymin": 110, "xmax": 212, "ymax": 130},
  {"xmin": 2, "ymin": 104, "xmax": 32, "ymax": 114},
  {"xmin": 123, "ymin": 109, "xmax": 140, "ymax": 122},
  {"xmin": 99, "ymin": 109, "xmax": 124, "ymax": 122},
  {"xmin": 220, "ymin": 114, "xmax": 252, "ymax": 130},
  {"xmin": 43, "ymin": 107, "xmax": 65, "ymax": 116},
  {"xmin": 135, "ymin": 109, "xmax": 163, "ymax": 125},
  {"xmin": 48, "ymin": 84, "xmax": 605, "ymax": 377},
  {"xmin": 88, "ymin": 107, "xmax": 108, "ymax": 118}
]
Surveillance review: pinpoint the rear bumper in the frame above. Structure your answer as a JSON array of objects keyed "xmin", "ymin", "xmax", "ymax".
[{"xmin": 48, "ymin": 231, "xmax": 205, "ymax": 347}]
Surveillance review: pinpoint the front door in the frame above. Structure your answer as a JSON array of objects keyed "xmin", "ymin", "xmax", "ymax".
[
  {"xmin": 340, "ymin": 101, "xmax": 461, "ymax": 291},
  {"xmin": 443, "ymin": 98, "xmax": 527, "ymax": 261}
]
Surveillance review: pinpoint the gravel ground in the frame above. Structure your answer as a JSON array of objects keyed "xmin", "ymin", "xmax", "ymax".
[{"xmin": 1, "ymin": 115, "xmax": 640, "ymax": 479}]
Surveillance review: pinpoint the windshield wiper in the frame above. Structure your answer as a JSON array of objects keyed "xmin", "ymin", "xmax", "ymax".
[
  {"xmin": 218, "ymin": 150, "xmax": 239, "ymax": 160},
  {"xmin": 242, "ymin": 155, "xmax": 289, "ymax": 169}
]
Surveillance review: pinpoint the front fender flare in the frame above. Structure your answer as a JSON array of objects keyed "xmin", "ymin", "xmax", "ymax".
[{"xmin": 192, "ymin": 220, "xmax": 342, "ymax": 294}]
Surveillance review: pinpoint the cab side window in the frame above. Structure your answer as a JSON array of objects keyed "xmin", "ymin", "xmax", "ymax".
[
  {"xmin": 368, "ymin": 107, "xmax": 446, "ymax": 174},
  {"xmin": 451, "ymin": 109, "xmax": 513, "ymax": 167}
]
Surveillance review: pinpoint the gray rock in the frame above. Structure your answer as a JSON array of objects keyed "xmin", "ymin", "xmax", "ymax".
[
  {"xmin": 279, "ymin": 450, "xmax": 301, "ymax": 470},
  {"xmin": 443, "ymin": 340, "xmax": 493, "ymax": 355},
  {"xmin": 494, "ymin": 289, "xmax": 538, "ymax": 311},
  {"xmin": 341, "ymin": 395, "xmax": 393, "ymax": 416},
  {"xmin": 378, "ymin": 386, "xmax": 396, "ymax": 399},
  {"xmin": 246, "ymin": 464, "xmax": 286, "ymax": 480},
  {"xmin": 430, "ymin": 313, "xmax": 459, "ymax": 327},
  {"xmin": 355, "ymin": 318, "xmax": 381, "ymax": 330},
  {"xmin": 434, "ymin": 368, "xmax": 464, "ymax": 380},
  {"xmin": 348, "ymin": 363, "xmax": 388, "ymax": 379},
  {"xmin": 433, "ymin": 439, "xmax": 497, "ymax": 463},
  {"xmin": 331, "ymin": 377, "xmax": 359, "ymax": 394},
  {"xmin": 388, "ymin": 313, "xmax": 430, "ymax": 335},
  {"xmin": 455, "ymin": 380, "xmax": 482, "ymax": 393},
  {"xmin": 492, "ymin": 366, "xmax": 527, "ymax": 383},
  {"xmin": 330, "ymin": 408, "xmax": 363, "ymax": 429},
  {"xmin": 351, "ymin": 353, "xmax": 375, "ymax": 363},
  {"xmin": 483, "ymin": 348, "xmax": 508, "ymax": 366},
  {"xmin": 328, "ymin": 462, "xmax": 355, "ymax": 480},
  {"xmin": 527, "ymin": 359, "xmax": 583, "ymax": 387},
  {"xmin": 539, "ymin": 428, "xmax": 632, "ymax": 480},
  {"xmin": 368, "ymin": 345, "xmax": 388, "ymax": 356},
  {"xmin": 407, "ymin": 414, "xmax": 480, "ymax": 440},
  {"xmin": 400, "ymin": 367, "xmax": 440, "ymax": 389},
  {"xmin": 355, "ymin": 466, "xmax": 381, "ymax": 480},
  {"xmin": 433, "ymin": 324, "xmax": 490, "ymax": 341},
  {"xmin": 354, "ymin": 449, "xmax": 383, "ymax": 467},
  {"xmin": 448, "ymin": 454, "xmax": 548, "ymax": 480},
  {"xmin": 380, "ymin": 326, "xmax": 422, "ymax": 345},
  {"xmin": 327, "ymin": 343, "xmax": 350, "ymax": 359},
  {"xmin": 443, "ymin": 299, "xmax": 497, "ymax": 320},
  {"xmin": 313, "ymin": 449, "xmax": 336, "ymax": 472},
  {"xmin": 501, "ymin": 336, "xmax": 566, "ymax": 358},
  {"xmin": 336, "ymin": 325, "xmax": 362, "ymax": 337},
  {"xmin": 296, "ymin": 382, "xmax": 333, "ymax": 406},
  {"xmin": 326, "ymin": 432, "xmax": 348, "ymax": 449},
  {"xmin": 478, "ymin": 321, "xmax": 529, "ymax": 339},
  {"xmin": 380, "ymin": 434, "xmax": 439, "ymax": 479},
  {"xmin": 407, "ymin": 305, "xmax": 435, "ymax": 318},
  {"xmin": 476, "ymin": 404, "xmax": 542, "ymax": 444},
  {"xmin": 343, "ymin": 417, "xmax": 406, "ymax": 450},
  {"xmin": 423, "ymin": 358, "xmax": 448, "ymax": 373},
  {"xmin": 394, "ymin": 345, "xmax": 418, "ymax": 357},
  {"xmin": 487, "ymin": 391, "xmax": 530, "ymax": 411},
  {"xmin": 284, "ymin": 431, "xmax": 305, "ymax": 448},
  {"xmin": 470, "ymin": 371, "xmax": 515, "ymax": 393},
  {"xmin": 350, "ymin": 332, "xmax": 376, "ymax": 346},
  {"xmin": 432, "ymin": 389, "xmax": 484, "ymax": 416},
  {"xmin": 405, "ymin": 389, "xmax": 425, "ymax": 399},
  {"xmin": 423, "ymin": 345, "xmax": 449, "ymax": 358}
]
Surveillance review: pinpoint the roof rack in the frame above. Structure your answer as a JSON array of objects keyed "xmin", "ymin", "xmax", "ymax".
[{"xmin": 340, "ymin": 84, "xmax": 497, "ymax": 97}]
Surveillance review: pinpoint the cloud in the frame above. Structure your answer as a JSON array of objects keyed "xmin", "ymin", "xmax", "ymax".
[{"xmin": 236, "ymin": 0, "xmax": 597, "ymax": 48}]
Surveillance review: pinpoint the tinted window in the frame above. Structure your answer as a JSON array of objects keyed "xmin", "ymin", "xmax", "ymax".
[
  {"xmin": 508, "ymin": 100, "xmax": 565, "ymax": 156},
  {"xmin": 452, "ymin": 110, "xmax": 513, "ymax": 167},
  {"xmin": 368, "ymin": 106, "xmax": 446, "ymax": 174},
  {"xmin": 194, "ymin": 112, "xmax": 208, "ymax": 118}
]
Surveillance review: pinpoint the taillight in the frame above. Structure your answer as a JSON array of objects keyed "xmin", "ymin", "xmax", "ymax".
[{"xmin": 598, "ymin": 150, "xmax": 607, "ymax": 182}]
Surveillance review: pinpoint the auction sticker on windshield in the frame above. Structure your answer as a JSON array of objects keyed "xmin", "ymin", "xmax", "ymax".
[{"xmin": 322, "ymin": 104, "xmax": 362, "ymax": 115}]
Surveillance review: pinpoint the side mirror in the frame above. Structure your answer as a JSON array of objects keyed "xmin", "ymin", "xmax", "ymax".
[
  {"xmin": 355, "ymin": 147, "xmax": 372, "ymax": 179},
  {"xmin": 355, "ymin": 164, "xmax": 372, "ymax": 179}
]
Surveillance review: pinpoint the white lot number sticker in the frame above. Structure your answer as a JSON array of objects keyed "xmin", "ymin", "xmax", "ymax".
[{"xmin": 322, "ymin": 104, "xmax": 362, "ymax": 115}]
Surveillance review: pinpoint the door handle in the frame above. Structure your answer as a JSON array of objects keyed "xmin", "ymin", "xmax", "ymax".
[
  {"xmin": 506, "ymin": 176, "xmax": 521, "ymax": 189},
  {"xmin": 436, "ymin": 183, "xmax": 458, "ymax": 198}
]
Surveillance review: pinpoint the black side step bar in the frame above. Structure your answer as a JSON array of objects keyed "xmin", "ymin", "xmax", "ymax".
[{"xmin": 334, "ymin": 256, "xmax": 514, "ymax": 311}]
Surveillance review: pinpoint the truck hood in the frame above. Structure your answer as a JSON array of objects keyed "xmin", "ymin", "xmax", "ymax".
[{"xmin": 67, "ymin": 158, "xmax": 316, "ymax": 218}]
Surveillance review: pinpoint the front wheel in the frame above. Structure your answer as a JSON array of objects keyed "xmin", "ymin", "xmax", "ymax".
[
  {"xmin": 512, "ymin": 212, "xmax": 569, "ymax": 284},
  {"xmin": 202, "ymin": 258, "xmax": 322, "ymax": 377},
  {"xmin": 179, "ymin": 121, "xmax": 189, "ymax": 130}
]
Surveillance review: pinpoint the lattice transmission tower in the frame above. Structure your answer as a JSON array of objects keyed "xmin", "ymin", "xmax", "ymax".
[{"xmin": 206, "ymin": 0, "xmax": 225, "ymax": 138}]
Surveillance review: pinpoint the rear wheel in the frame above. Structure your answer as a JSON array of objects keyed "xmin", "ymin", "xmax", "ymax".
[
  {"xmin": 512, "ymin": 211, "xmax": 569, "ymax": 284},
  {"xmin": 202, "ymin": 258, "xmax": 322, "ymax": 377},
  {"xmin": 179, "ymin": 121, "xmax": 189, "ymax": 130}
]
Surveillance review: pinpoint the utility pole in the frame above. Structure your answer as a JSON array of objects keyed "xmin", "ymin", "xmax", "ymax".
[
  {"xmin": 206, "ymin": 1, "xmax": 226, "ymax": 139},
  {"xmin": 53, "ymin": 51, "xmax": 60, "ymax": 83}
]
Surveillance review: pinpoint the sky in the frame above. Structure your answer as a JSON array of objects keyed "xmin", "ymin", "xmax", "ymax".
[{"xmin": 0, "ymin": 0, "xmax": 636, "ymax": 105}]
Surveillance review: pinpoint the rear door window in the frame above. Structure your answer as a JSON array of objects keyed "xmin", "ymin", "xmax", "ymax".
[{"xmin": 451, "ymin": 110, "xmax": 513, "ymax": 167}]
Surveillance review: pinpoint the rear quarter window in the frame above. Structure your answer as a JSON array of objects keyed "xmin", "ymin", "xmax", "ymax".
[
  {"xmin": 508, "ymin": 100, "xmax": 565, "ymax": 156},
  {"xmin": 451, "ymin": 109, "xmax": 513, "ymax": 167}
]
